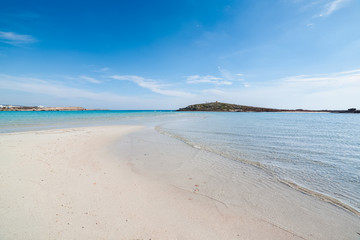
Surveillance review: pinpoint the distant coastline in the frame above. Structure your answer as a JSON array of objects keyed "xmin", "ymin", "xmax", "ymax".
[
  {"xmin": 0, "ymin": 105, "xmax": 105, "ymax": 111},
  {"xmin": 177, "ymin": 102, "xmax": 360, "ymax": 113}
]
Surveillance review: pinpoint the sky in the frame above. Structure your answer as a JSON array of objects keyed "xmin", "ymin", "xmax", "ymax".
[{"xmin": 0, "ymin": 0, "xmax": 360, "ymax": 110}]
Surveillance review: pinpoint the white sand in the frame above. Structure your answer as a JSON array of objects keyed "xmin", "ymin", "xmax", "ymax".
[{"xmin": 0, "ymin": 126, "xmax": 359, "ymax": 240}]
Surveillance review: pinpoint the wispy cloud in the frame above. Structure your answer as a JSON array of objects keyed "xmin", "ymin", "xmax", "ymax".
[
  {"xmin": 1, "ymin": 68, "xmax": 359, "ymax": 110},
  {"xmin": 79, "ymin": 75, "xmax": 102, "ymax": 84},
  {"xmin": 187, "ymin": 67, "xmax": 245, "ymax": 86},
  {"xmin": 217, "ymin": 67, "xmax": 234, "ymax": 81},
  {"xmin": 0, "ymin": 74, "xmax": 193, "ymax": 109},
  {"xmin": 288, "ymin": 0, "xmax": 352, "ymax": 25},
  {"xmin": 186, "ymin": 75, "xmax": 232, "ymax": 85},
  {"xmin": 201, "ymin": 89, "xmax": 227, "ymax": 96},
  {"xmin": 320, "ymin": 0, "xmax": 351, "ymax": 17},
  {"xmin": 111, "ymin": 75, "xmax": 193, "ymax": 97},
  {"xmin": 282, "ymin": 68, "xmax": 360, "ymax": 86},
  {"xmin": 187, "ymin": 68, "xmax": 360, "ymax": 109},
  {"xmin": 93, "ymin": 67, "xmax": 111, "ymax": 73},
  {"xmin": 240, "ymin": 68, "xmax": 360, "ymax": 109},
  {"xmin": 218, "ymin": 67, "xmax": 245, "ymax": 82},
  {"xmin": 0, "ymin": 74, "xmax": 130, "ymax": 102},
  {"xmin": 0, "ymin": 31, "xmax": 37, "ymax": 45}
]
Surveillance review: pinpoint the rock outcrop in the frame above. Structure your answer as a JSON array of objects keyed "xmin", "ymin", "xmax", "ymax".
[{"xmin": 177, "ymin": 102, "xmax": 311, "ymax": 112}]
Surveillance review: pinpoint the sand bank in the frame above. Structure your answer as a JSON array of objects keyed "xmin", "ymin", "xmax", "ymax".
[{"xmin": 0, "ymin": 126, "xmax": 359, "ymax": 240}]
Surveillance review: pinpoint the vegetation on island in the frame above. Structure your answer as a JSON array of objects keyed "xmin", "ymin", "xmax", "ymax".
[
  {"xmin": 177, "ymin": 102, "xmax": 359, "ymax": 113},
  {"xmin": 177, "ymin": 102, "xmax": 298, "ymax": 112}
]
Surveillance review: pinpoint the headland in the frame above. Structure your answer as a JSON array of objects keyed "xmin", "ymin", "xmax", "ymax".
[{"xmin": 177, "ymin": 101, "xmax": 360, "ymax": 113}]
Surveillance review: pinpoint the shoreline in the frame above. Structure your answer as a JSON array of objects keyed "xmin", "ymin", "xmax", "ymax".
[
  {"xmin": 155, "ymin": 126, "xmax": 360, "ymax": 217},
  {"xmin": 279, "ymin": 179, "xmax": 360, "ymax": 217},
  {"xmin": 118, "ymin": 127, "xmax": 360, "ymax": 238},
  {"xmin": 1, "ymin": 126, "xmax": 359, "ymax": 239}
]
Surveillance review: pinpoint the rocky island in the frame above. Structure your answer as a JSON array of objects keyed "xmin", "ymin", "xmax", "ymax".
[
  {"xmin": 177, "ymin": 102, "xmax": 318, "ymax": 112},
  {"xmin": 177, "ymin": 102, "xmax": 359, "ymax": 113}
]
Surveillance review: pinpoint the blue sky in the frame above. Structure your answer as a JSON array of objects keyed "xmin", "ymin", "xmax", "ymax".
[{"xmin": 0, "ymin": 0, "xmax": 359, "ymax": 109}]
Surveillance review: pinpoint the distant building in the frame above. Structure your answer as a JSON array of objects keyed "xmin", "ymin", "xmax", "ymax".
[{"xmin": 0, "ymin": 105, "xmax": 15, "ymax": 109}]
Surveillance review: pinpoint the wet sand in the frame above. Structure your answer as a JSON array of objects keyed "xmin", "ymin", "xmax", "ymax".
[{"xmin": 0, "ymin": 126, "xmax": 359, "ymax": 239}]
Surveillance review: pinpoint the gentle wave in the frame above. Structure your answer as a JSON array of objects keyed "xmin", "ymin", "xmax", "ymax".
[
  {"xmin": 155, "ymin": 112, "xmax": 360, "ymax": 216},
  {"xmin": 156, "ymin": 125, "xmax": 360, "ymax": 216},
  {"xmin": 155, "ymin": 125, "xmax": 270, "ymax": 171},
  {"xmin": 279, "ymin": 180, "xmax": 360, "ymax": 216}
]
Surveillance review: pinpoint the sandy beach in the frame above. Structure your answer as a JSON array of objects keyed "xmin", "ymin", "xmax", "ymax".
[{"xmin": 1, "ymin": 125, "xmax": 359, "ymax": 240}]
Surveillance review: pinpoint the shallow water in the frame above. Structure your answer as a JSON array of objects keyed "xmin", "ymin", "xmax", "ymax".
[
  {"xmin": 0, "ymin": 110, "xmax": 175, "ymax": 133},
  {"xmin": 157, "ymin": 112, "xmax": 360, "ymax": 214},
  {"xmin": 117, "ymin": 125, "xmax": 360, "ymax": 240},
  {"xmin": 1, "ymin": 110, "xmax": 359, "ymax": 214}
]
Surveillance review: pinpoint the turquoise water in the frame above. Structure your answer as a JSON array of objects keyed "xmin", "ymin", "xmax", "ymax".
[
  {"xmin": 0, "ymin": 110, "xmax": 175, "ymax": 133},
  {"xmin": 1, "ymin": 110, "xmax": 359, "ymax": 214}
]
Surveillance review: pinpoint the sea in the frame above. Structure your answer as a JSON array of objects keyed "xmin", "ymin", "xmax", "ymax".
[{"xmin": 1, "ymin": 110, "xmax": 359, "ymax": 214}]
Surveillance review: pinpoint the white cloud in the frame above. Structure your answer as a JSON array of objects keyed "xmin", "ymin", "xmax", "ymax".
[
  {"xmin": 182, "ymin": 68, "xmax": 360, "ymax": 110},
  {"xmin": 0, "ymin": 31, "xmax": 37, "ymax": 45},
  {"xmin": 111, "ymin": 75, "xmax": 193, "ymax": 97},
  {"xmin": 0, "ymin": 75, "xmax": 136, "ymax": 104},
  {"xmin": 288, "ymin": 0, "xmax": 352, "ymax": 20},
  {"xmin": 187, "ymin": 68, "xmax": 245, "ymax": 86},
  {"xmin": 0, "ymin": 74, "xmax": 196, "ymax": 109},
  {"xmin": 93, "ymin": 67, "xmax": 111, "ymax": 73},
  {"xmin": 186, "ymin": 75, "xmax": 232, "ymax": 85},
  {"xmin": 282, "ymin": 69, "xmax": 360, "ymax": 87},
  {"xmin": 217, "ymin": 67, "xmax": 234, "ymax": 81},
  {"xmin": 201, "ymin": 89, "xmax": 227, "ymax": 95},
  {"xmin": 1, "ymin": 69, "xmax": 359, "ymax": 110},
  {"xmin": 336, "ymin": 68, "xmax": 360, "ymax": 75},
  {"xmin": 320, "ymin": 0, "xmax": 350, "ymax": 17},
  {"xmin": 79, "ymin": 75, "xmax": 102, "ymax": 84},
  {"xmin": 219, "ymin": 69, "xmax": 360, "ymax": 109},
  {"xmin": 274, "ymin": 70, "xmax": 360, "ymax": 109}
]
